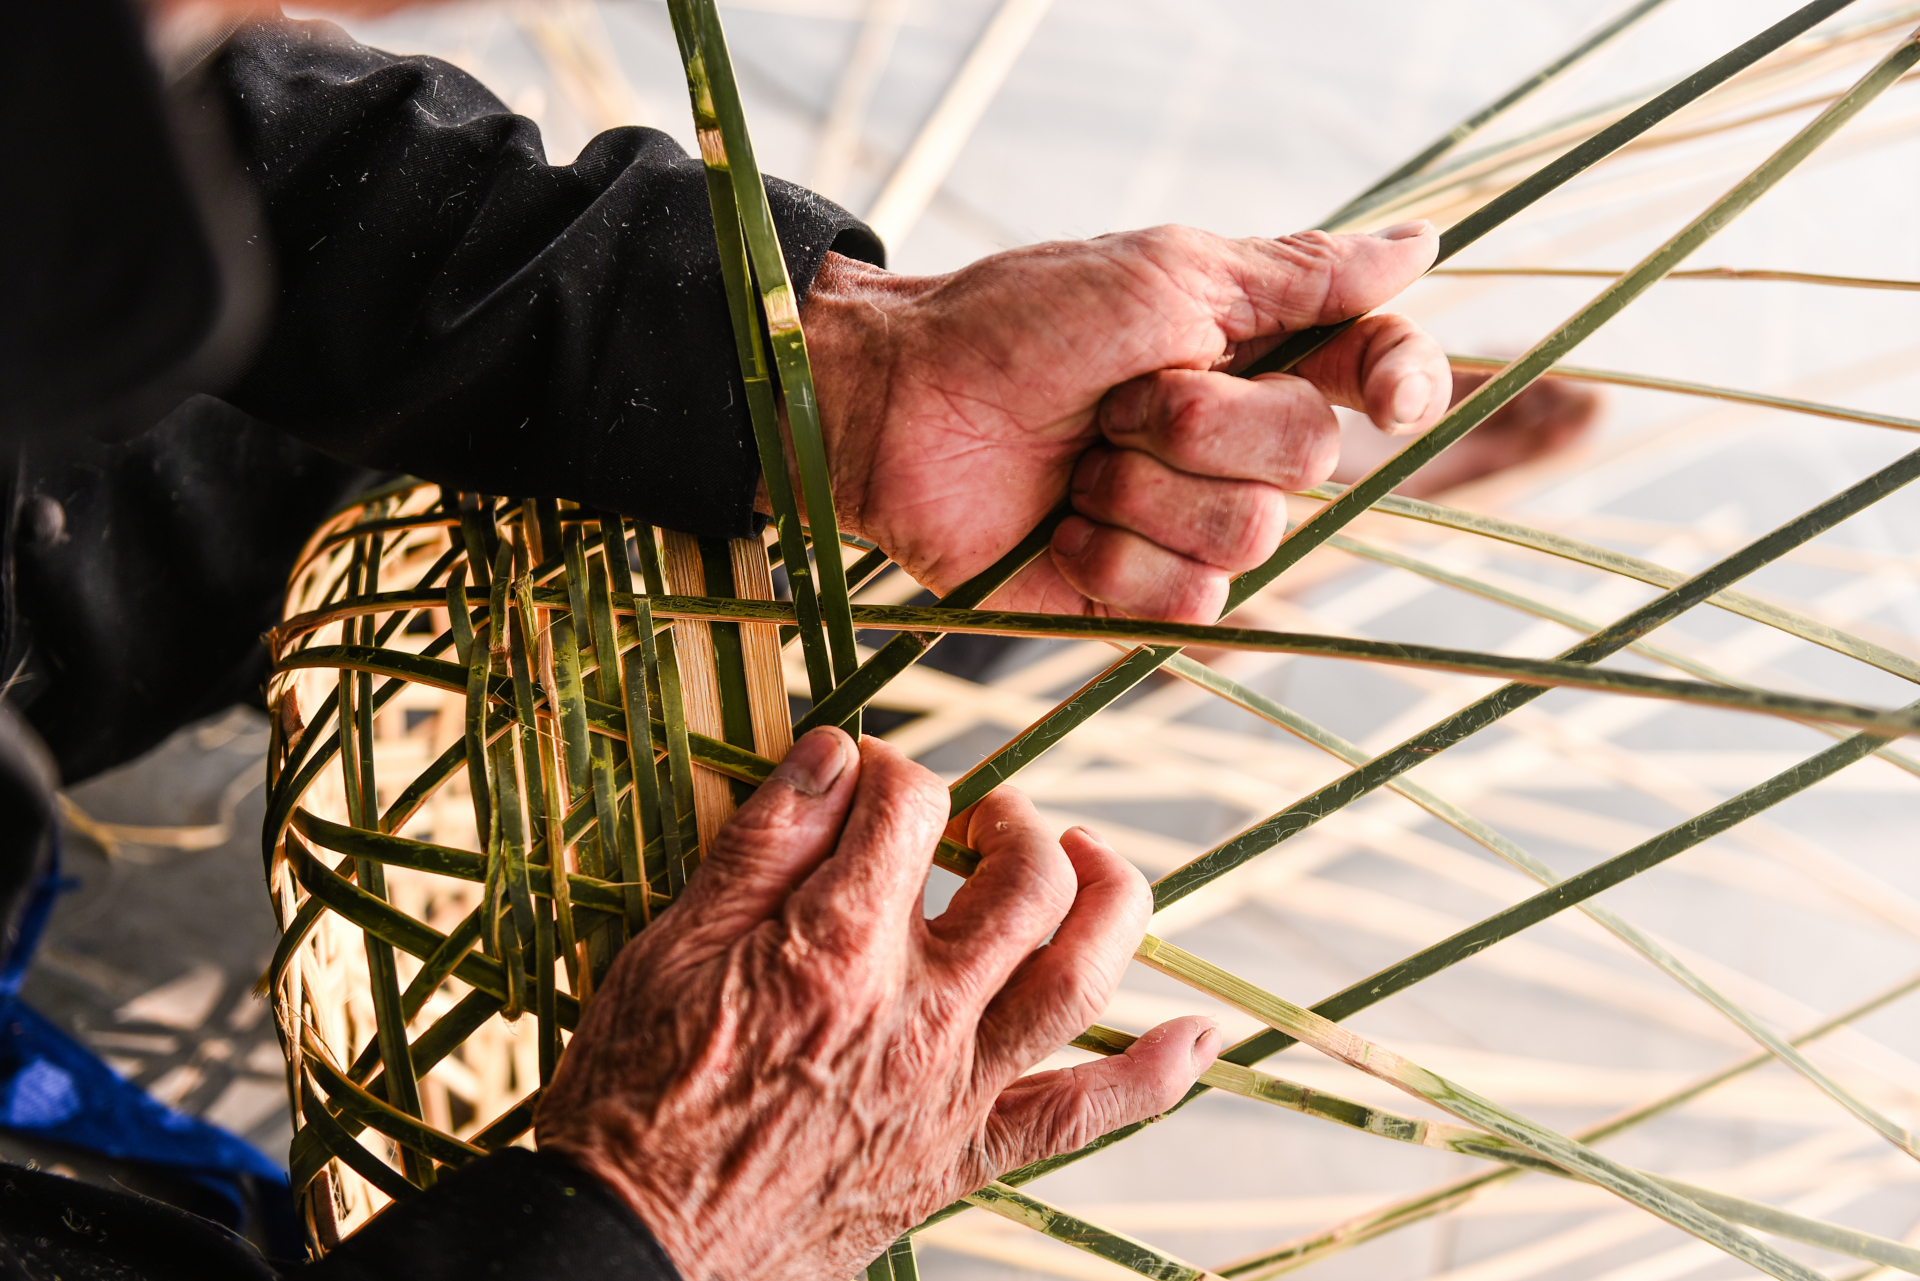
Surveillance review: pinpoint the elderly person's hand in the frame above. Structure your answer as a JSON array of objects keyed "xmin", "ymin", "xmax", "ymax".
[
  {"xmin": 796, "ymin": 221, "xmax": 1450, "ymax": 623},
  {"xmin": 536, "ymin": 727, "xmax": 1217, "ymax": 1281}
]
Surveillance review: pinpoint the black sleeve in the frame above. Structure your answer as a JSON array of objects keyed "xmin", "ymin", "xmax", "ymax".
[
  {"xmin": 212, "ymin": 16, "xmax": 884, "ymax": 540},
  {"xmin": 305, "ymin": 1150, "xmax": 680, "ymax": 1281},
  {"xmin": 0, "ymin": 1149, "xmax": 678, "ymax": 1280}
]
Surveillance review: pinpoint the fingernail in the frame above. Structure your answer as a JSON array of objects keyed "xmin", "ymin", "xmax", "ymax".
[
  {"xmin": 769, "ymin": 727, "xmax": 848, "ymax": 797},
  {"xmin": 1392, "ymin": 374, "xmax": 1432, "ymax": 426},
  {"xmin": 1191, "ymin": 1019, "xmax": 1221, "ymax": 1070},
  {"xmin": 1054, "ymin": 518, "xmax": 1094, "ymax": 557},
  {"xmin": 1067, "ymin": 824, "xmax": 1110, "ymax": 848},
  {"xmin": 1374, "ymin": 219, "xmax": 1434, "ymax": 241}
]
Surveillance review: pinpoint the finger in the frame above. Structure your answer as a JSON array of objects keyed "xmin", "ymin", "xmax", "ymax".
[
  {"xmin": 782, "ymin": 734, "xmax": 949, "ymax": 958},
  {"xmin": 670, "ymin": 726, "xmax": 859, "ymax": 935},
  {"xmin": 971, "ymin": 825, "xmax": 1152, "ymax": 1083},
  {"xmin": 925, "ymin": 789, "xmax": 1078, "ymax": 1006},
  {"xmin": 1097, "ymin": 368, "xmax": 1341, "ymax": 489},
  {"xmin": 1293, "ymin": 311, "xmax": 1450, "ymax": 435},
  {"xmin": 1070, "ymin": 446, "xmax": 1290, "ymax": 572},
  {"xmin": 1203, "ymin": 219, "xmax": 1438, "ymax": 341},
  {"xmin": 981, "ymin": 1016, "xmax": 1220, "ymax": 1173},
  {"xmin": 1048, "ymin": 516, "xmax": 1229, "ymax": 623}
]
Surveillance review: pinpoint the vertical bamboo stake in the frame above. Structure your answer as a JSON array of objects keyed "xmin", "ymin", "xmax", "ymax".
[
  {"xmin": 661, "ymin": 529, "xmax": 736, "ymax": 850},
  {"xmin": 731, "ymin": 536, "xmax": 794, "ymax": 761}
]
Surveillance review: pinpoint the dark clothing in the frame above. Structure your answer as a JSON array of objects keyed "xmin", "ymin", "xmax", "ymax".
[
  {"xmin": 6, "ymin": 8, "xmax": 882, "ymax": 790},
  {"xmin": 1, "ymin": 0, "xmax": 885, "ymax": 1275},
  {"xmin": 0, "ymin": 1148, "xmax": 676, "ymax": 1280}
]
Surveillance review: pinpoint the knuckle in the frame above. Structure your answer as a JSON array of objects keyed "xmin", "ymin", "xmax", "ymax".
[
  {"xmin": 1271, "ymin": 404, "xmax": 1340, "ymax": 488},
  {"xmin": 1157, "ymin": 383, "xmax": 1219, "ymax": 457},
  {"xmin": 1209, "ymin": 487, "xmax": 1287, "ymax": 569}
]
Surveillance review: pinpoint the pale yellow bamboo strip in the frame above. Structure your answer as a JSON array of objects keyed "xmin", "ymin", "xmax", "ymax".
[
  {"xmin": 660, "ymin": 530, "xmax": 735, "ymax": 851},
  {"xmin": 730, "ymin": 537, "xmax": 793, "ymax": 761}
]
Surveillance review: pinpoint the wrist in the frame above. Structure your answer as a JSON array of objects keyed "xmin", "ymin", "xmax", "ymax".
[{"xmin": 775, "ymin": 251, "xmax": 929, "ymax": 536}]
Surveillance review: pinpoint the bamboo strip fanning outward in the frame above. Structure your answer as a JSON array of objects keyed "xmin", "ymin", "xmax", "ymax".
[
  {"xmin": 1071, "ymin": 1024, "xmax": 1920, "ymax": 1272},
  {"xmin": 1321, "ymin": 0, "xmax": 1676, "ymax": 230},
  {"xmin": 1131, "ymin": 935, "xmax": 1825, "ymax": 1281},
  {"xmin": 964, "ymin": 1180, "xmax": 1227, "ymax": 1281},
  {"xmin": 1448, "ymin": 352, "xmax": 1920, "ymax": 434},
  {"xmin": 670, "ymin": 0, "xmax": 861, "ymax": 705},
  {"xmin": 1215, "ymin": 966, "xmax": 1920, "ymax": 1278},
  {"xmin": 1434, "ymin": 265, "xmax": 1920, "ymax": 290}
]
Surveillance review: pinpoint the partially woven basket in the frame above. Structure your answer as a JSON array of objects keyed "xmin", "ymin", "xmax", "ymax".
[{"xmin": 263, "ymin": 484, "xmax": 792, "ymax": 1246}]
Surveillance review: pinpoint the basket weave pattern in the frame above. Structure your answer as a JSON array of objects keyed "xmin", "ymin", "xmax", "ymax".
[{"xmin": 265, "ymin": 485, "xmax": 788, "ymax": 1246}]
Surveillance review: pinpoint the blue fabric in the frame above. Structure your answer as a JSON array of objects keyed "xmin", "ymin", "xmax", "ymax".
[{"xmin": 0, "ymin": 831, "xmax": 288, "ymax": 1228}]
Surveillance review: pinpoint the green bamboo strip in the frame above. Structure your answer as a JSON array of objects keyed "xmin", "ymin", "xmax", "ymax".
[
  {"xmin": 1133, "ymin": 936, "xmax": 1824, "ymax": 1281},
  {"xmin": 1321, "ymin": 533, "xmax": 1920, "ymax": 775},
  {"xmin": 563, "ymin": 525, "xmax": 622, "ymax": 977},
  {"xmin": 457, "ymin": 493, "xmax": 497, "ymax": 592},
  {"xmin": 1153, "ymin": 440, "xmax": 1920, "ymax": 909},
  {"xmin": 792, "ymin": 504, "xmax": 1070, "ymax": 735},
  {"xmin": 884, "ymin": 1237, "xmax": 920, "ymax": 1281},
  {"xmin": 1243, "ymin": 0, "xmax": 1864, "ymax": 380},
  {"xmin": 1164, "ymin": 652, "xmax": 1920, "ymax": 1158},
  {"xmin": 1319, "ymin": 0, "xmax": 1920, "ymax": 245},
  {"xmin": 545, "ymin": 559, "xmax": 594, "ymax": 997},
  {"xmin": 344, "ymin": 526, "xmax": 433, "ymax": 1189},
  {"xmin": 670, "ymin": 0, "xmax": 859, "ymax": 704},
  {"xmin": 1449, "ymin": 351, "xmax": 1920, "ymax": 434},
  {"xmin": 1074, "ymin": 1026, "xmax": 1920, "ymax": 1271},
  {"xmin": 964, "ymin": 1181, "xmax": 1225, "ymax": 1281},
  {"xmin": 1218, "ymin": 966, "xmax": 1920, "ymax": 1277},
  {"xmin": 668, "ymin": 8, "xmax": 834, "ymax": 706},
  {"xmin": 580, "ymin": 537, "xmax": 642, "ymax": 947},
  {"xmin": 299, "ymin": 1067, "xmax": 419, "ymax": 1203},
  {"xmin": 1321, "ymin": 0, "xmax": 1675, "ymax": 230},
  {"xmin": 396, "ymin": 907, "xmax": 485, "ymax": 1025},
  {"xmin": 1336, "ymin": 484, "xmax": 1920, "ymax": 688},
  {"xmin": 507, "ymin": 548, "xmax": 562, "ymax": 1056},
  {"xmin": 260, "ymin": 852, "xmax": 353, "ymax": 999},
  {"xmin": 272, "ymin": 646, "xmax": 772, "ymax": 787},
  {"xmin": 640, "ymin": 597, "xmax": 1920, "ymax": 740},
  {"xmin": 1245, "ymin": 19, "xmax": 1916, "ymax": 585},
  {"xmin": 291, "ymin": 989, "xmax": 502, "ymax": 1190},
  {"xmin": 632, "ymin": 528, "xmax": 700, "ymax": 887},
  {"xmin": 597, "ymin": 520, "xmax": 655, "ymax": 933},
  {"xmin": 302, "ymin": 1030, "xmax": 485, "ymax": 1171},
  {"xmin": 1221, "ymin": 713, "xmax": 1905, "ymax": 1076},
  {"xmin": 283, "ymin": 833, "xmax": 577, "ymax": 1027},
  {"xmin": 1435, "ymin": 265, "xmax": 1920, "ymax": 291},
  {"xmin": 292, "ymin": 810, "xmax": 629, "ymax": 916},
  {"xmin": 468, "ymin": 1090, "xmax": 542, "ymax": 1152}
]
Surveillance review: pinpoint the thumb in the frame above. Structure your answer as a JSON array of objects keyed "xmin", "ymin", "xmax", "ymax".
[
  {"xmin": 1236, "ymin": 220, "xmax": 1439, "ymax": 338},
  {"xmin": 980, "ymin": 1016, "xmax": 1219, "ymax": 1173},
  {"xmin": 671, "ymin": 726, "xmax": 860, "ymax": 932}
]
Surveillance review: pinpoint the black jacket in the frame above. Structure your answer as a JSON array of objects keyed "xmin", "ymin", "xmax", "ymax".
[{"xmin": 1, "ymin": 1, "xmax": 883, "ymax": 1275}]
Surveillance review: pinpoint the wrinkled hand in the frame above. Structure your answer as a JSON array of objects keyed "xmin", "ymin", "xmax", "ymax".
[
  {"xmin": 537, "ymin": 728, "xmax": 1219, "ymax": 1281},
  {"xmin": 796, "ymin": 222, "xmax": 1451, "ymax": 623}
]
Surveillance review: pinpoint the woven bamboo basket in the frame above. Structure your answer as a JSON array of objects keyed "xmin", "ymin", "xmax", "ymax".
[
  {"xmin": 264, "ymin": 488, "xmax": 794, "ymax": 1244},
  {"xmin": 262, "ymin": 0, "xmax": 1920, "ymax": 1274}
]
